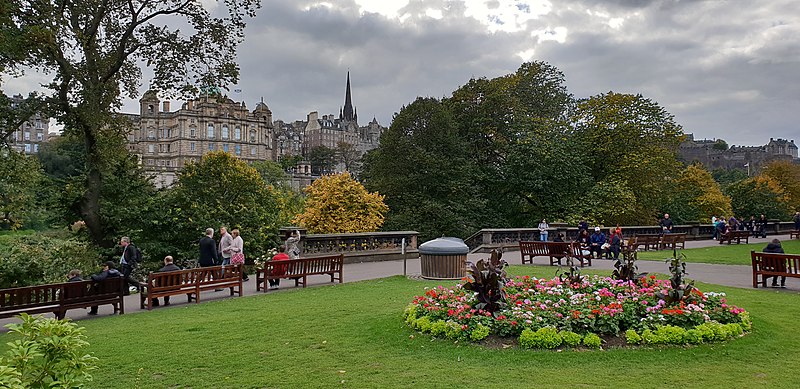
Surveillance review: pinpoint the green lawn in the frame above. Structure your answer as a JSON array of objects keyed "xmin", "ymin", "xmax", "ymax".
[
  {"xmin": 637, "ymin": 239, "xmax": 800, "ymax": 265},
  {"xmin": 3, "ymin": 266, "xmax": 800, "ymax": 388}
]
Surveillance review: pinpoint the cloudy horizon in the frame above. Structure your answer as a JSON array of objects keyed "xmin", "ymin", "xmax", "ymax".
[{"xmin": 5, "ymin": 0, "xmax": 799, "ymax": 147}]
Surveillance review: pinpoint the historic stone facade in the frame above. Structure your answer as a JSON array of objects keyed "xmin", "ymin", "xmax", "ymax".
[
  {"xmin": 6, "ymin": 94, "xmax": 50, "ymax": 154},
  {"xmin": 128, "ymin": 91, "xmax": 275, "ymax": 187},
  {"xmin": 679, "ymin": 133, "xmax": 799, "ymax": 171}
]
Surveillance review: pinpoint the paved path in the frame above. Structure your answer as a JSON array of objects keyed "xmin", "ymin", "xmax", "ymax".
[{"xmin": 2, "ymin": 234, "xmax": 796, "ymax": 328}]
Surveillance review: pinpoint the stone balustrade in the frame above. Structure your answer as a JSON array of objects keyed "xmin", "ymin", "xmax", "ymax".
[{"xmin": 299, "ymin": 231, "xmax": 418, "ymax": 264}]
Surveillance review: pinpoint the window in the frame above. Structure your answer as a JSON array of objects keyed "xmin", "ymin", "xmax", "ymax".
[
  {"xmin": 24, "ymin": 131, "xmax": 30, "ymax": 140},
  {"xmin": 222, "ymin": 125, "xmax": 229, "ymax": 140},
  {"xmin": 250, "ymin": 146, "xmax": 257, "ymax": 156},
  {"xmin": 250, "ymin": 130, "xmax": 256, "ymax": 142},
  {"xmin": 190, "ymin": 127, "xmax": 196, "ymax": 138},
  {"xmin": 35, "ymin": 120, "xmax": 42, "ymax": 129},
  {"xmin": 234, "ymin": 126, "xmax": 241, "ymax": 140},
  {"xmin": 190, "ymin": 142, "xmax": 196, "ymax": 152},
  {"xmin": 223, "ymin": 144, "xmax": 229, "ymax": 152},
  {"xmin": 208, "ymin": 143, "xmax": 214, "ymax": 151},
  {"xmin": 207, "ymin": 124, "xmax": 214, "ymax": 139},
  {"xmin": 235, "ymin": 145, "xmax": 241, "ymax": 155},
  {"xmin": 148, "ymin": 144, "xmax": 155, "ymax": 153},
  {"xmin": 36, "ymin": 132, "xmax": 43, "ymax": 141},
  {"xmin": 24, "ymin": 144, "xmax": 31, "ymax": 153},
  {"xmin": 33, "ymin": 144, "xmax": 39, "ymax": 153},
  {"xmin": 148, "ymin": 129, "xmax": 155, "ymax": 139}
]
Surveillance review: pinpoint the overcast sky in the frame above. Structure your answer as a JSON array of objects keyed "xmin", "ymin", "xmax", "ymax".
[{"xmin": 7, "ymin": 0, "xmax": 799, "ymax": 146}]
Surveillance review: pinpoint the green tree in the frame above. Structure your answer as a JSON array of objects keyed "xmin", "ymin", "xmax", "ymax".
[
  {"xmin": 251, "ymin": 160, "xmax": 304, "ymax": 229},
  {"xmin": 308, "ymin": 145, "xmax": 337, "ymax": 175},
  {"xmin": 294, "ymin": 172, "xmax": 387, "ymax": 234},
  {"xmin": 762, "ymin": 160, "xmax": 800, "ymax": 211},
  {"xmin": 2, "ymin": 0, "xmax": 259, "ymax": 245},
  {"xmin": 362, "ymin": 97, "xmax": 485, "ymax": 241},
  {"xmin": 726, "ymin": 175, "xmax": 792, "ymax": 220},
  {"xmin": 712, "ymin": 168, "xmax": 748, "ymax": 187},
  {"xmin": 571, "ymin": 92, "xmax": 684, "ymax": 224},
  {"xmin": 664, "ymin": 164, "xmax": 732, "ymax": 223},
  {"xmin": 0, "ymin": 150, "xmax": 44, "ymax": 230},
  {"xmin": 336, "ymin": 141, "xmax": 361, "ymax": 175},
  {"xmin": 165, "ymin": 151, "xmax": 281, "ymax": 262},
  {"xmin": 446, "ymin": 61, "xmax": 577, "ymax": 227}
]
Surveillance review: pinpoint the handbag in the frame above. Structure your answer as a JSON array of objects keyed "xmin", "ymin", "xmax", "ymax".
[{"xmin": 231, "ymin": 252, "xmax": 245, "ymax": 265}]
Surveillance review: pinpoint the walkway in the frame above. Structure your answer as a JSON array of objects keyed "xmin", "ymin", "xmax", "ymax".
[{"xmin": 1, "ymin": 234, "xmax": 796, "ymax": 327}]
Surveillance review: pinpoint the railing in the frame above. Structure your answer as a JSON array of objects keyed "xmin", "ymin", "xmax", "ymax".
[
  {"xmin": 301, "ymin": 231, "xmax": 418, "ymax": 263},
  {"xmin": 464, "ymin": 222, "xmax": 797, "ymax": 253}
]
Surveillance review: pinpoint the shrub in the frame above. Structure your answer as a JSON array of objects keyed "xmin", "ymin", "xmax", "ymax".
[
  {"xmin": 738, "ymin": 312, "xmax": 753, "ymax": 331},
  {"xmin": 470, "ymin": 324, "xmax": 491, "ymax": 341},
  {"xmin": 0, "ymin": 233, "xmax": 101, "ymax": 288},
  {"xmin": 0, "ymin": 314, "xmax": 97, "ymax": 388},
  {"xmin": 403, "ymin": 304, "xmax": 418, "ymax": 324},
  {"xmin": 518, "ymin": 329, "xmax": 535, "ymax": 349},
  {"xmin": 654, "ymin": 325, "xmax": 686, "ymax": 345},
  {"xmin": 560, "ymin": 331, "xmax": 582, "ymax": 347},
  {"xmin": 444, "ymin": 322, "xmax": 462, "ymax": 340},
  {"xmin": 582, "ymin": 333, "xmax": 602, "ymax": 349},
  {"xmin": 414, "ymin": 317, "xmax": 432, "ymax": 333},
  {"xmin": 625, "ymin": 329, "xmax": 642, "ymax": 345},
  {"xmin": 685, "ymin": 329, "xmax": 703, "ymax": 344},
  {"xmin": 723, "ymin": 323, "xmax": 743, "ymax": 338},
  {"xmin": 430, "ymin": 320, "xmax": 448, "ymax": 337}
]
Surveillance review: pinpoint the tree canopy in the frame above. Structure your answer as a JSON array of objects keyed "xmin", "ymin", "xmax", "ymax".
[
  {"xmin": 294, "ymin": 172, "xmax": 387, "ymax": 234},
  {"xmin": 1, "ymin": 0, "xmax": 260, "ymax": 245}
]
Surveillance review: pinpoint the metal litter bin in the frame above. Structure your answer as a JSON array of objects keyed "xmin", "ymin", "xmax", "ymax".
[{"xmin": 419, "ymin": 237, "xmax": 469, "ymax": 280}]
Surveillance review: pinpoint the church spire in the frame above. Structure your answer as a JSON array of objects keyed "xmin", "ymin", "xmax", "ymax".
[{"xmin": 343, "ymin": 71, "xmax": 355, "ymax": 123}]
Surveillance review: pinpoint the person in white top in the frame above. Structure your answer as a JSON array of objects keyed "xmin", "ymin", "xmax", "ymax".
[
  {"xmin": 218, "ymin": 226, "xmax": 234, "ymax": 265},
  {"xmin": 230, "ymin": 228, "xmax": 248, "ymax": 281},
  {"xmin": 538, "ymin": 219, "xmax": 549, "ymax": 242}
]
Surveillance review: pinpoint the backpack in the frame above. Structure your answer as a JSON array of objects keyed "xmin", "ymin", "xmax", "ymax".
[{"xmin": 128, "ymin": 244, "xmax": 142, "ymax": 264}]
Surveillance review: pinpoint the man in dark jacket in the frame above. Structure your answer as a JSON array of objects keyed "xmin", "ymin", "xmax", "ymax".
[
  {"xmin": 764, "ymin": 239, "xmax": 786, "ymax": 288},
  {"xmin": 794, "ymin": 212, "xmax": 800, "ymax": 231},
  {"xmin": 152, "ymin": 255, "xmax": 181, "ymax": 307},
  {"xmin": 757, "ymin": 214, "xmax": 768, "ymax": 238},
  {"xmin": 119, "ymin": 236, "xmax": 141, "ymax": 295},
  {"xmin": 659, "ymin": 213, "xmax": 673, "ymax": 234},
  {"xmin": 589, "ymin": 227, "xmax": 606, "ymax": 259},
  {"xmin": 199, "ymin": 228, "xmax": 219, "ymax": 267},
  {"xmin": 89, "ymin": 261, "xmax": 122, "ymax": 315}
]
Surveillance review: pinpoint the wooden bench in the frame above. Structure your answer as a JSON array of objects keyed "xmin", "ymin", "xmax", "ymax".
[
  {"xmin": 633, "ymin": 234, "xmax": 662, "ymax": 251},
  {"xmin": 790, "ymin": 230, "xmax": 800, "ymax": 239},
  {"xmin": 720, "ymin": 230, "xmax": 750, "ymax": 245},
  {"xmin": 751, "ymin": 251, "xmax": 800, "ymax": 288},
  {"xmin": 256, "ymin": 254, "xmax": 344, "ymax": 292},
  {"xmin": 139, "ymin": 264, "xmax": 243, "ymax": 310},
  {"xmin": 660, "ymin": 233, "xmax": 687, "ymax": 250},
  {"xmin": 0, "ymin": 278, "xmax": 125, "ymax": 320},
  {"xmin": 519, "ymin": 241, "xmax": 592, "ymax": 267}
]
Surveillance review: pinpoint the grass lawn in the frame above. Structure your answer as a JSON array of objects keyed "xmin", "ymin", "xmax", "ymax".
[
  {"xmin": 637, "ymin": 239, "xmax": 800, "ymax": 266},
  {"xmin": 3, "ymin": 266, "xmax": 800, "ymax": 388}
]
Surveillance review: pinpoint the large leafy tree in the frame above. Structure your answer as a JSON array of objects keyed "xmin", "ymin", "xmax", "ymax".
[
  {"xmin": 762, "ymin": 160, "xmax": 800, "ymax": 212},
  {"xmin": 571, "ymin": 92, "xmax": 684, "ymax": 224},
  {"xmin": 663, "ymin": 164, "xmax": 732, "ymax": 223},
  {"xmin": 294, "ymin": 172, "xmax": 387, "ymax": 234},
  {"xmin": 0, "ymin": 149, "xmax": 44, "ymax": 229},
  {"xmin": 164, "ymin": 151, "xmax": 280, "ymax": 262},
  {"xmin": 446, "ymin": 61, "xmax": 578, "ymax": 226},
  {"xmin": 726, "ymin": 174, "xmax": 792, "ymax": 220},
  {"xmin": 2, "ymin": 0, "xmax": 259, "ymax": 246},
  {"xmin": 362, "ymin": 97, "xmax": 485, "ymax": 241}
]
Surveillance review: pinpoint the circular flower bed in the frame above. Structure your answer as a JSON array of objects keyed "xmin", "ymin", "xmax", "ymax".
[{"xmin": 404, "ymin": 275, "xmax": 751, "ymax": 349}]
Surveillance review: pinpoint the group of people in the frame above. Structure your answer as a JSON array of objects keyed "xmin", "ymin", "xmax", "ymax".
[
  {"xmin": 541, "ymin": 220, "xmax": 625, "ymax": 260},
  {"xmin": 711, "ymin": 214, "xmax": 769, "ymax": 240}
]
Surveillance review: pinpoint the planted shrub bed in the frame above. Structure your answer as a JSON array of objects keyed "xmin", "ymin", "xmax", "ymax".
[{"xmin": 404, "ymin": 275, "xmax": 751, "ymax": 349}]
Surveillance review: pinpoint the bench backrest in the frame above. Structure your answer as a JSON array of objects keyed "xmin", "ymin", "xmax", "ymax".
[
  {"xmin": 145, "ymin": 268, "xmax": 197, "ymax": 292},
  {"xmin": 265, "ymin": 254, "xmax": 343, "ymax": 276},
  {"xmin": 196, "ymin": 264, "xmax": 242, "ymax": 286},
  {"xmin": 1, "ymin": 278, "xmax": 123, "ymax": 312},
  {"xmin": 520, "ymin": 241, "xmax": 582, "ymax": 257},
  {"xmin": 751, "ymin": 251, "xmax": 800, "ymax": 274},
  {"xmin": 662, "ymin": 233, "xmax": 687, "ymax": 243},
  {"xmin": 731, "ymin": 230, "xmax": 750, "ymax": 237},
  {"xmin": 519, "ymin": 241, "xmax": 551, "ymax": 256}
]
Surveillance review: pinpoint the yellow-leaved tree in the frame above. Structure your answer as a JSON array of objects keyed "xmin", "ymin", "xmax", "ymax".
[
  {"xmin": 672, "ymin": 164, "xmax": 732, "ymax": 222},
  {"xmin": 294, "ymin": 172, "xmax": 388, "ymax": 233},
  {"xmin": 762, "ymin": 160, "xmax": 800, "ymax": 211}
]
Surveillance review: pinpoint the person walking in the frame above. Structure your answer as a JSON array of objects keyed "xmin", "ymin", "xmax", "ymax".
[
  {"xmin": 218, "ymin": 226, "xmax": 234, "ymax": 265},
  {"xmin": 199, "ymin": 228, "xmax": 219, "ymax": 267},
  {"xmin": 793, "ymin": 212, "xmax": 800, "ymax": 231},
  {"xmin": 230, "ymin": 228, "xmax": 248, "ymax": 281},
  {"xmin": 538, "ymin": 219, "xmax": 549, "ymax": 242},
  {"xmin": 118, "ymin": 236, "xmax": 141, "ymax": 295},
  {"xmin": 757, "ymin": 214, "xmax": 768, "ymax": 238}
]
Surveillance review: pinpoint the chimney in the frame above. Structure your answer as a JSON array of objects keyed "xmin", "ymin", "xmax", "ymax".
[
  {"xmin": 187, "ymin": 100, "xmax": 194, "ymax": 110},
  {"xmin": 162, "ymin": 101, "xmax": 170, "ymax": 112}
]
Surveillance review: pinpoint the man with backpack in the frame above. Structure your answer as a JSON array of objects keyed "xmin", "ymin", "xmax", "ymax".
[{"xmin": 119, "ymin": 236, "xmax": 141, "ymax": 295}]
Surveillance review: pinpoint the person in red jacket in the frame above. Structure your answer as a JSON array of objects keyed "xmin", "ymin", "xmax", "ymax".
[{"xmin": 269, "ymin": 246, "xmax": 290, "ymax": 290}]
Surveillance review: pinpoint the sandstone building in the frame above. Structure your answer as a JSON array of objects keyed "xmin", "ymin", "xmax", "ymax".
[{"xmin": 6, "ymin": 94, "xmax": 50, "ymax": 154}]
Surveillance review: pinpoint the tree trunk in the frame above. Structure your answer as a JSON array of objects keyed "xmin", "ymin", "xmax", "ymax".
[{"xmin": 79, "ymin": 123, "xmax": 111, "ymax": 247}]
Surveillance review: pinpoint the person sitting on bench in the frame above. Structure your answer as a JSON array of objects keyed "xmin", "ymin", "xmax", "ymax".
[{"xmin": 763, "ymin": 239, "xmax": 786, "ymax": 288}]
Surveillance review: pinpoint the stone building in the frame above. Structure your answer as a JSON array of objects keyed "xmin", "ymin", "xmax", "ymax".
[
  {"xmin": 128, "ymin": 91, "xmax": 274, "ymax": 187},
  {"xmin": 679, "ymin": 134, "xmax": 799, "ymax": 171},
  {"xmin": 6, "ymin": 94, "xmax": 49, "ymax": 154}
]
